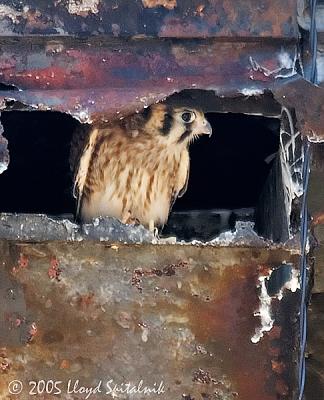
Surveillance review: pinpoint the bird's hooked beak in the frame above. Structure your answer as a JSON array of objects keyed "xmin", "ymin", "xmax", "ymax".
[{"xmin": 198, "ymin": 118, "xmax": 212, "ymax": 137}]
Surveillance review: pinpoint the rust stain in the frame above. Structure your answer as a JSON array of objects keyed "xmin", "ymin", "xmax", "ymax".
[
  {"xmin": 0, "ymin": 39, "xmax": 300, "ymax": 125},
  {"xmin": 12, "ymin": 253, "xmax": 29, "ymax": 274},
  {"xmin": 131, "ymin": 260, "xmax": 189, "ymax": 291},
  {"xmin": 48, "ymin": 257, "xmax": 61, "ymax": 281},
  {"xmin": 18, "ymin": 253, "xmax": 28, "ymax": 269},
  {"xmin": 0, "ymin": 0, "xmax": 298, "ymax": 37},
  {"xmin": 271, "ymin": 360, "xmax": 286, "ymax": 374},
  {"xmin": 312, "ymin": 212, "xmax": 324, "ymax": 226},
  {"xmin": 77, "ymin": 292, "xmax": 95, "ymax": 309},
  {"xmin": 59, "ymin": 359, "xmax": 71, "ymax": 369},
  {"xmin": 0, "ymin": 348, "xmax": 10, "ymax": 373},
  {"xmin": 0, "ymin": 243, "xmax": 300, "ymax": 399}
]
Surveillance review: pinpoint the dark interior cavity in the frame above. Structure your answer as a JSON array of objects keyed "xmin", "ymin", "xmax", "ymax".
[
  {"xmin": 0, "ymin": 83, "xmax": 19, "ymax": 91},
  {"xmin": 173, "ymin": 113, "xmax": 280, "ymax": 210},
  {"xmin": 0, "ymin": 109, "xmax": 282, "ymax": 242},
  {"xmin": 0, "ymin": 111, "xmax": 77, "ymax": 216},
  {"xmin": 164, "ymin": 113, "xmax": 281, "ymax": 240}
]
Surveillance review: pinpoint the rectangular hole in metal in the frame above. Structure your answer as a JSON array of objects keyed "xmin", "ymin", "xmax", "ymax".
[{"xmin": 0, "ymin": 107, "xmax": 291, "ymax": 243}]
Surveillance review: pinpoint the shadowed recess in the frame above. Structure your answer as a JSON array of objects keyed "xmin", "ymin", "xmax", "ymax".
[{"xmin": 0, "ymin": 111, "xmax": 280, "ymax": 239}]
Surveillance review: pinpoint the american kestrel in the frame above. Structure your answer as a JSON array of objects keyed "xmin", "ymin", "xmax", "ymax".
[{"xmin": 70, "ymin": 103, "xmax": 212, "ymax": 232}]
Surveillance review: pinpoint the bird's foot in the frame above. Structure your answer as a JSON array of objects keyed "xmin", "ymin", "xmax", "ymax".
[{"xmin": 122, "ymin": 211, "xmax": 140, "ymax": 225}]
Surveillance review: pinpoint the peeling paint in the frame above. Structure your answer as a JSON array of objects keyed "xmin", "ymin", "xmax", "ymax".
[
  {"xmin": 277, "ymin": 266, "xmax": 300, "ymax": 300},
  {"xmin": 249, "ymin": 49, "xmax": 297, "ymax": 80},
  {"xmin": 208, "ymin": 221, "xmax": 269, "ymax": 247},
  {"xmin": 67, "ymin": 0, "xmax": 100, "ymax": 15},
  {"xmin": 252, "ymin": 264, "xmax": 300, "ymax": 343},
  {"xmin": 142, "ymin": 0, "xmax": 177, "ymax": 10},
  {"xmin": 0, "ymin": 5, "xmax": 22, "ymax": 23},
  {"xmin": 240, "ymin": 88, "xmax": 264, "ymax": 96},
  {"xmin": 251, "ymin": 272, "xmax": 274, "ymax": 344}
]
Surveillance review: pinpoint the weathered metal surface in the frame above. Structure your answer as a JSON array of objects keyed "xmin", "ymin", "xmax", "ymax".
[
  {"xmin": 273, "ymin": 78, "xmax": 324, "ymax": 142},
  {"xmin": 297, "ymin": 0, "xmax": 324, "ymax": 32},
  {"xmin": 0, "ymin": 38, "xmax": 298, "ymax": 123},
  {"xmin": 0, "ymin": 0, "xmax": 298, "ymax": 38},
  {"xmin": 0, "ymin": 241, "xmax": 300, "ymax": 400},
  {"xmin": 309, "ymin": 144, "xmax": 324, "ymax": 293},
  {"xmin": 305, "ymin": 293, "xmax": 324, "ymax": 399},
  {"xmin": 0, "ymin": 3, "xmax": 318, "ymax": 400},
  {"xmin": 0, "ymin": 214, "xmax": 300, "ymax": 249},
  {"xmin": 0, "ymin": 214, "xmax": 154, "ymax": 243},
  {"xmin": 0, "ymin": 37, "xmax": 323, "ymax": 140}
]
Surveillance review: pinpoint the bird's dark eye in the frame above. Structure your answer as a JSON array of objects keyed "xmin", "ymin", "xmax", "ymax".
[{"xmin": 181, "ymin": 111, "xmax": 195, "ymax": 123}]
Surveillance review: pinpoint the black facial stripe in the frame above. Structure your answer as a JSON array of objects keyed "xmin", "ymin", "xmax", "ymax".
[
  {"xmin": 160, "ymin": 106, "xmax": 173, "ymax": 135},
  {"xmin": 141, "ymin": 106, "xmax": 151, "ymax": 120},
  {"xmin": 178, "ymin": 126, "xmax": 192, "ymax": 143}
]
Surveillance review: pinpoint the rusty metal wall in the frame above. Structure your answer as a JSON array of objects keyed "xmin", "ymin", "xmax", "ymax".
[
  {"xmin": 0, "ymin": 0, "xmax": 298, "ymax": 38},
  {"xmin": 0, "ymin": 2, "xmax": 322, "ymax": 399},
  {"xmin": 0, "ymin": 39, "xmax": 298, "ymax": 121},
  {"xmin": 0, "ymin": 241, "xmax": 301, "ymax": 400},
  {"xmin": 0, "ymin": 38, "xmax": 323, "ymax": 140}
]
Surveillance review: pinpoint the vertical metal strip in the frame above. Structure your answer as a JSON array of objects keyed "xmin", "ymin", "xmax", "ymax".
[
  {"xmin": 298, "ymin": 139, "xmax": 310, "ymax": 400},
  {"xmin": 298, "ymin": 0, "xmax": 317, "ymax": 398}
]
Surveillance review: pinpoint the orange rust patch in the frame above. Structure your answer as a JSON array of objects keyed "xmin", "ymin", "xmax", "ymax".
[
  {"xmin": 313, "ymin": 212, "xmax": 324, "ymax": 226},
  {"xmin": 271, "ymin": 360, "xmax": 286, "ymax": 374},
  {"xmin": 48, "ymin": 257, "xmax": 61, "ymax": 281},
  {"xmin": 78, "ymin": 292, "xmax": 95, "ymax": 309},
  {"xmin": 18, "ymin": 253, "xmax": 29, "ymax": 269},
  {"xmin": 0, "ymin": 349, "xmax": 10, "ymax": 373},
  {"xmin": 12, "ymin": 253, "xmax": 29, "ymax": 274},
  {"xmin": 60, "ymin": 359, "xmax": 70, "ymax": 370}
]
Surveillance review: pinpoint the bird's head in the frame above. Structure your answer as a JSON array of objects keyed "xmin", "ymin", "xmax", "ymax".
[{"xmin": 143, "ymin": 104, "xmax": 212, "ymax": 145}]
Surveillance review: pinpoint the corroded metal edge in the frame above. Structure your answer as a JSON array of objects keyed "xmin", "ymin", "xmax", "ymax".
[
  {"xmin": 0, "ymin": 214, "xmax": 302, "ymax": 250},
  {"xmin": 0, "ymin": 37, "xmax": 322, "ymax": 140},
  {"xmin": 0, "ymin": 39, "xmax": 297, "ymax": 122}
]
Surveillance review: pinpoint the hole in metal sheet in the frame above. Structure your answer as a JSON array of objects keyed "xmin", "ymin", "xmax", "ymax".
[
  {"xmin": 265, "ymin": 264, "xmax": 293, "ymax": 297},
  {"xmin": 0, "ymin": 91, "xmax": 296, "ymax": 243}
]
